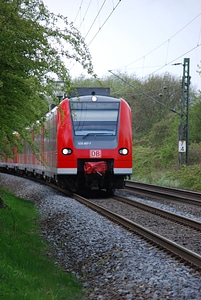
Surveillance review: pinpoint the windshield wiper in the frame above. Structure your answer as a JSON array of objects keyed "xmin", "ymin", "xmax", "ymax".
[
  {"xmin": 83, "ymin": 133, "xmax": 94, "ymax": 139},
  {"xmin": 83, "ymin": 132, "xmax": 114, "ymax": 139}
]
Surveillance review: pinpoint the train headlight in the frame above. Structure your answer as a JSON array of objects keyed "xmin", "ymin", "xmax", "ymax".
[
  {"xmin": 119, "ymin": 148, "xmax": 129, "ymax": 155},
  {"xmin": 62, "ymin": 148, "xmax": 73, "ymax": 155},
  {"xmin": 91, "ymin": 96, "xmax": 97, "ymax": 102}
]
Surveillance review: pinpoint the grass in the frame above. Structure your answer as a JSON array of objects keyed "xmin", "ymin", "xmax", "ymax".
[
  {"xmin": 131, "ymin": 164, "xmax": 200, "ymax": 191},
  {"xmin": 0, "ymin": 189, "xmax": 86, "ymax": 300},
  {"xmin": 132, "ymin": 144, "xmax": 201, "ymax": 192}
]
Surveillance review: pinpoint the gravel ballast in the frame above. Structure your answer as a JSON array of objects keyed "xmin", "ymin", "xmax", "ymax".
[{"xmin": 1, "ymin": 173, "xmax": 201, "ymax": 300}]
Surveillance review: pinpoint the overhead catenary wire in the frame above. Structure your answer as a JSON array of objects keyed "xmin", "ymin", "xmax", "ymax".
[
  {"xmin": 84, "ymin": 0, "xmax": 107, "ymax": 40},
  {"xmin": 72, "ymin": 0, "xmax": 122, "ymax": 46},
  {"xmin": 68, "ymin": 0, "xmax": 122, "ymax": 72},
  {"xmin": 69, "ymin": 2, "xmax": 200, "ymax": 82},
  {"xmin": 87, "ymin": 0, "xmax": 122, "ymax": 46},
  {"xmin": 149, "ymin": 44, "xmax": 201, "ymax": 76},
  {"xmin": 108, "ymin": 70, "xmax": 180, "ymax": 114},
  {"xmin": 73, "ymin": 0, "xmax": 84, "ymax": 24},
  {"xmin": 118, "ymin": 12, "xmax": 201, "ymax": 71},
  {"xmin": 114, "ymin": 12, "xmax": 201, "ymax": 82},
  {"xmin": 77, "ymin": 0, "xmax": 93, "ymax": 33}
]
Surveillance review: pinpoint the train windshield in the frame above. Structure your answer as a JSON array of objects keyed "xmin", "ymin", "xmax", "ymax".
[{"xmin": 70, "ymin": 102, "xmax": 119, "ymax": 136}]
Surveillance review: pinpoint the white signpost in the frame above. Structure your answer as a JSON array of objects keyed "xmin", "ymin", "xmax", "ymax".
[{"xmin": 178, "ymin": 140, "xmax": 186, "ymax": 153}]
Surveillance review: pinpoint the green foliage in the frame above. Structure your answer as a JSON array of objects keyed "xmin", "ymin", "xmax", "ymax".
[
  {"xmin": 189, "ymin": 97, "xmax": 201, "ymax": 143},
  {"xmin": 132, "ymin": 141, "xmax": 201, "ymax": 190},
  {"xmin": 156, "ymin": 115, "xmax": 180, "ymax": 167},
  {"xmin": 168, "ymin": 164, "xmax": 201, "ymax": 191},
  {"xmin": 131, "ymin": 92, "xmax": 201, "ymax": 190},
  {"xmin": 149, "ymin": 114, "xmax": 174, "ymax": 147},
  {"xmin": 188, "ymin": 142, "xmax": 201, "ymax": 165},
  {"xmin": 0, "ymin": 189, "xmax": 85, "ymax": 300},
  {"xmin": 0, "ymin": 0, "xmax": 95, "ymax": 152},
  {"xmin": 132, "ymin": 145, "xmax": 161, "ymax": 179}
]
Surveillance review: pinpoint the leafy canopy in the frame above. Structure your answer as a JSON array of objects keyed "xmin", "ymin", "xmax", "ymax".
[{"xmin": 0, "ymin": 0, "xmax": 94, "ymax": 155}]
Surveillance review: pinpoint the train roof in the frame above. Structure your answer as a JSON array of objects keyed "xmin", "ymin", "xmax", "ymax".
[
  {"xmin": 47, "ymin": 95, "xmax": 125, "ymax": 119},
  {"xmin": 70, "ymin": 87, "xmax": 110, "ymax": 97},
  {"xmin": 69, "ymin": 95, "xmax": 121, "ymax": 102}
]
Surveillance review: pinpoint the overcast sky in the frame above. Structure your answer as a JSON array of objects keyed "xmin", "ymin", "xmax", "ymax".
[{"xmin": 43, "ymin": 0, "xmax": 201, "ymax": 91}]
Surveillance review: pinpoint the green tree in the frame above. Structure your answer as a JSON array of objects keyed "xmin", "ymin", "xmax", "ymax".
[
  {"xmin": 189, "ymin": 95, "xmax": 201, "ymax": 143},
  {"xmin": 0, "ymin": 0, "xmax": 94, "ymax": 156}
]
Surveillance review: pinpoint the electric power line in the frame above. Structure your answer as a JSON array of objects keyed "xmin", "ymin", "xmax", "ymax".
[
  {"xmin": 108, "ymin": 70, "xmax": 180, "ymax": 114},
  {"xmin": 69, "ymin": 0, "xmax": 122, "ymax": 72},
  {"xmin": 84, "ymin": 0, "xmax": 107, "ymax": 40},
  {"xmin": 87, "ymin": 0, "xmax": 122, "ymax": 46},
  {"xmin": 73, "ymin": 0, "xmax": 84, "ymax": 24},
  {"xmin": 77, "ymin": 0, "xmax": 93, "ymax": 32},
  {"xmin": 73, "ymin": 0, "xmax": 122, "ymax": 45},
  {"xmin": 150, "ymin": 44, "xmax": 201, "ymax": 76},
  {"xmin": 114, "ymin": 12, "xmax": 201, "ymax": 81}
]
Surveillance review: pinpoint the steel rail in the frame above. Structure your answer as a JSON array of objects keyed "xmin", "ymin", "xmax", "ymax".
[
  {"xmin": 113, "ymin": 194, "xmax": 201, "ymax": 231},
  {"xmin": 125, "ymin": 180, "xmax": 201, "ymax": 206},
  {"xmin": 2, "ymin": 171, "xmax": 201, "ymax": 268},
  {"xmin": 72, "ymin": 193, "xmax": 201, "ymax": 269}
]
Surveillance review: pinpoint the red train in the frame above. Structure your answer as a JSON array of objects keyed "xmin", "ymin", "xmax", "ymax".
[{"xmin": 0, "ymin": 93, "xmax": 132, "ymax": 194}]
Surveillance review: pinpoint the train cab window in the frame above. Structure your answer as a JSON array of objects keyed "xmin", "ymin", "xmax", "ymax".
[{"xmin": 70, "ymin": 102, "xmax": 119, "ymax": 137}]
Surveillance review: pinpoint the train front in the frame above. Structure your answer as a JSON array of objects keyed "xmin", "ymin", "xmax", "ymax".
[{"xmin": 58, "ymin": 95, "xmax": 132, "ymax": 193}]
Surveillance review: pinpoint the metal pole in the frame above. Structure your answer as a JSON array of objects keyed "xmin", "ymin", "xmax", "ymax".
[{"xmin": 179, "ymin": 58, "xmax": 190, "ymax": 166}]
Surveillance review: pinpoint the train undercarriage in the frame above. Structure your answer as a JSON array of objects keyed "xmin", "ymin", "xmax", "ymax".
[
  {"xmin": 58, "ymin": 159, "xmax": 125, "ymax": 194},
  {"xmin": 58, "ymin": 173, "xmax": 125, "ymax": 195}
]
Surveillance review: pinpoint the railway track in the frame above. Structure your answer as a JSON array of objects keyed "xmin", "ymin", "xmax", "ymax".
[
  {"xmin": 55, "ymin": 188, "xmax": 201, "ymax": 269},
  {"xmin": 125, "ymin": 180, "xmax": 201, "ymax": 206},
  {"xmin": 113, "ymin": 194, "xmax": 201, "ymax": 230},
  {"xmin": 2, "ymin": 170, "xmax": 201, "ymax": 269}
]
